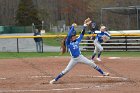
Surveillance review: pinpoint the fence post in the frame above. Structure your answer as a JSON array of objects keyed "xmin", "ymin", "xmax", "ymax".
[
  {"xmin": 17, "ymin": 38, "xmax": 19, "ymax": 53},
  {"xmin": 41, "ymin": 39, "xmax": 43, "ymax": 53},
  {"xmin": 125, "ymin": 36, "xmax": 128, "ymax": 51}
]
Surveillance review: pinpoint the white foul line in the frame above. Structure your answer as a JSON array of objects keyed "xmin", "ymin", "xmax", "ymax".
[
  {"xmin": 0, "ymin": 77, "xmax": 6, "ymax": 80},
  {"xmin": 77, "ymin": 75, "xmax": 128, "ymax": 80},
  {"xmin": 0, "ymin": 83, "xmax": 123, "ymax": 93},
  {"xmin": 30, "ymin": 75, "xmax": 52, "ymax": 78},
  {"xmin": 0, "ymin": 87, "xmax": 89, "ymax": 93},
  {"xmin": 108, "ymin": 57, "xmax": 121, "ymax": 59}
]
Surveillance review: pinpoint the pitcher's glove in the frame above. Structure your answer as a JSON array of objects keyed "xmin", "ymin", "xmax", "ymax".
[
  {"xmin": 84, "ymin": 18, "xmax": 92, "ymax": 26},
  {"xmin": 102, "ymin": 35, "xmax": 110, "ymax": 42}
]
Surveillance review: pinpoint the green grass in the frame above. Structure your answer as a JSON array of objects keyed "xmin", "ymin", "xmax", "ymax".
[
  {"xmin": 0, "ymin": 52, "xmax": 65, "ymax": 59},
  {"xmin": 0, "ymin": 51, "xmax": 139, "ymax": 59},
  {"xmin": 43, "ymin": 32, "xmax": 65, "ymax": 46},
  {"xmin": 43, "ymin": 37, "xmax": 62, "ymax": 46}
]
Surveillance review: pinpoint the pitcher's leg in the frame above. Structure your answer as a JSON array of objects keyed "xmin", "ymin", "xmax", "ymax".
[
  {"xmin": 50, "ymin": 58, "xmax": 77, "ymax": 84},
  {"xmin": 79, "ymin": 55, "xmax": 109, "ymax": 76}
]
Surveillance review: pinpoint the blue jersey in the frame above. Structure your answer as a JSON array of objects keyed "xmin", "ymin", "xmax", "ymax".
[
  {"xmin": 95, "ymin": 31, "xmax": 111, "ymax": 43},
  {"xmin": 65, "ymin": 26, "xmax": 84, "ymax": 58}
]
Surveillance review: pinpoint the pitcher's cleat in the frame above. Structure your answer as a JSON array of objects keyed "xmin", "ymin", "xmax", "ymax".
[
  {"xmin": 96, "ymin": 58, "xmax": 101, "ymax": 62},
  {"xmin": 49, "ymin": 79, "xmax": 56, "ymax": 84},
  {"xmin": 103, "ymin": 72, "xmax": 110, "ymax": 76}
]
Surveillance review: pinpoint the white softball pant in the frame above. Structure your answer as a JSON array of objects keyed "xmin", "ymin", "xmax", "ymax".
[
  {"xmin": 62, "ymin": 55, "xmax": 97, "ymax": 74},
  {"xmin": 94, "ymin": 39, "xmax": 103, "ymax": 53}
]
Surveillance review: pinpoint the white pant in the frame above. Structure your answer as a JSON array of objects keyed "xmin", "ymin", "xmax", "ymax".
[
  {"xmin": 94, "ymin": 39, "xmax": 103, "ymax": 53},
  {"xmin": 62, "ymin": 55, "xmax": 97, "ymax": 74}
]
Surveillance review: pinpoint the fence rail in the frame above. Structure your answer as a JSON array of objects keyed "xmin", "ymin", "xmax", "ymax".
[{"xmin": 0, "ymin": 33, "xmax": 140, "ymax": 52}]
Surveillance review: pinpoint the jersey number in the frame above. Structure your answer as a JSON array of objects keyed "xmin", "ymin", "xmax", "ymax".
[{"xmin": 73, "ymin": 45, "xmax": 78, "ymax": 49}]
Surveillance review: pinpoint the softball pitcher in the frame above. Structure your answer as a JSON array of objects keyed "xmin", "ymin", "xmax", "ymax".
[
  {"xmin": 91, "ymin": 25, "xmax": 111, "ymax": 62},
  {"xmin": 50, "ymin": 18, "xmax": 109, "ymax": 84}
]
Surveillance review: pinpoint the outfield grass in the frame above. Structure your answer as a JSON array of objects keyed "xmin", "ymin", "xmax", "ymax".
[
  {"xmin": 43, "ymin": 37, "xmax": 63, "ymax": 46},
  {"xmin": 0, "ymin": 51, "xmax": 139, "ymax": 59},
  {"xmin": 43, "ymin": 32, "xmax": 65, "ymax": 46}
]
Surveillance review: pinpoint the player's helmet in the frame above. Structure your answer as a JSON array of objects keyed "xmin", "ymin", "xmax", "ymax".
[{"xmin": 100, "ymin": 26, "xmax": 106, "ymax": 29}]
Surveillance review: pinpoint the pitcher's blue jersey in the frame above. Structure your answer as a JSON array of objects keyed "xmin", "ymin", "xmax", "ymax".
[
  {"xmin": 65, "ymin": 26, "xmax": 84, "ymax": 58},
  {"xmin": 95, "ymin": 31, "xmax": 111, "ymax": 43}
]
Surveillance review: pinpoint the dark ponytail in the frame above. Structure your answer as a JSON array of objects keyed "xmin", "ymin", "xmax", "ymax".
[{"xmin": 60, "ymin": 36, "xmax": 67, "ymax": 54}]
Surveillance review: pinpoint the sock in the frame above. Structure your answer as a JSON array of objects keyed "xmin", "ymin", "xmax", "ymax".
[
  {"xmin": 98, "ymin": 51, "xmax": 102, "ymax": 58},
  {"xmin": 91, "ymin": 53, "xmax": 96, "ymax": 59},
  {"xmin": 95, "ymin": 66, "xmax": 104, "ymax": 75},
  {"xmin": 55, "ymin": 73, "xmax": 64, "ymax": 81}
]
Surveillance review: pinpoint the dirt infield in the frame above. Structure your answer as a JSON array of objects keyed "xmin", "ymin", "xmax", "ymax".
[{"xmin": 0, "ymin": 56, "xmax": 140, "ymax": 93}]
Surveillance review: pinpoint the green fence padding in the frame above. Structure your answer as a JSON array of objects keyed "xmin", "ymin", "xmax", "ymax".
[
  {"xmin": 0, "ymin": 26, "xmax": 33, "ymax": 34},
  {"xmin": 0, "ymin": 26, "xmax": 4, "ymax": 33}
]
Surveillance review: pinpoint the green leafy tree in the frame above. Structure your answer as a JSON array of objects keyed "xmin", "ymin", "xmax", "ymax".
[{"xmin": 16, "ymin": 0, "xmax": 41, "ymax": 26}]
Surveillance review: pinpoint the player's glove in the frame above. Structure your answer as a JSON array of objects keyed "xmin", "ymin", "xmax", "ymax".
[
  {"xmin": 84, "ymin": 18, "xmax": 92, "ymax": 26},
  {"xmin": 102, "ymin": 35, "xmax": 110, "ymax": 42}
]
